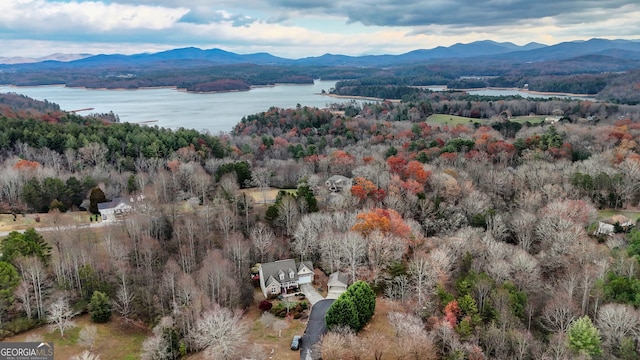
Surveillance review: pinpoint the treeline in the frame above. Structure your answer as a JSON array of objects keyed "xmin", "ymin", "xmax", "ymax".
[
  {"xmin": 332, "ymin": 70, "xmax": 638, "ymax": 104},
  {"xmin": 0, "ymin": 63, "xmax": 321, "ymax": 92},
  {"xmin": 0, "ymin": 115, "xmax": 225, "ymax": 168}
]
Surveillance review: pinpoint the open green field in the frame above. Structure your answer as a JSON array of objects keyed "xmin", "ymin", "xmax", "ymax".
[
  {"xmin": 510, "ymin": 115, "xmax": 545, "ymax": 124},
  {"xmin": 597, "ymin": 209, "xmax": 640, "ymax": 221},
  {"xmin": 426, "ymin": 113, "xmax": 546, "ymax": 126},
  {"xmin": 426, "ymin": 114, "xmax": 478, "ymax": 125}
]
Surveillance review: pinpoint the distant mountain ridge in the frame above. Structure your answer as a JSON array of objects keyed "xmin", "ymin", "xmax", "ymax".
[
  {"xmin": 0, "ymin": 53, "xmax": 91, "ymax": 65},
  {"xmin": 2, "ymin": 38, "xmax": 640, "ymax": 68}
]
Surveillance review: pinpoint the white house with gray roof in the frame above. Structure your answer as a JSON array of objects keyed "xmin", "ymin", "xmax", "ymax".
[{"xmin": 258, "ymin": 259, "xmax": 314, "ymax": 298}]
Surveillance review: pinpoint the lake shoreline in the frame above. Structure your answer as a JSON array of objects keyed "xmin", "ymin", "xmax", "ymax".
[
  {"xmin": 0, "ymin": 83, "xmax": 318, "ymax": 94},
  {"xmin": 1, "ymin": 83, "xmax": 594, "ymax": 99},
  {"xmin": 325, "ymin": 86, "xmax": 595, "ymax": 101}
]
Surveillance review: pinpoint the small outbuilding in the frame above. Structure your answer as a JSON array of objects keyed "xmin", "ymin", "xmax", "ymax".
[
  {"xmin": 594, "ymin": 214, "xmax": 635, "ymax": 235},
  {"xmin": 327, "ymin": 271, "xmax": 349, "ymax": 299}
]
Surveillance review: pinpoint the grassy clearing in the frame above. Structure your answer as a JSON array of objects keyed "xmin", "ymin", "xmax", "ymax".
[
  {"xmin": 4, "ymin": 314, "xmax": 148, "ymax": 360},
  {"xmin": 241, "ymin": 188, "xmax": 297, "ymax": 205},
  {"xmin": 597, "ymin": 209, "xmax": 640, "ymax": 221},
  {"xmin": 0, "ymin": 211, "xmax": 93, "ymax": 232},
  {"xmin": 426, "ymin": 114, "xmax": 477, "ymax": 125},
  {"xmin": 511, "ymin": 115, "xmax": 545, "ymax": 124}
]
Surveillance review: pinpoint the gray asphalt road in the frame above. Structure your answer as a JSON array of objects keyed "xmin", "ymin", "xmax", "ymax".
[{"xmin": 300, "ymin": 299, "xmax": 334, "ymax": 360}]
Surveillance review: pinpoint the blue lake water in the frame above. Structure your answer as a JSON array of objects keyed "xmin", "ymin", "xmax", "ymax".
[
  {"xmin": 0, "ymin": 82, "xmax": 591, "ymax": 134},
  {"xmin": 0, "ymin": 80, "xmax": 355, "ymax": 134}
]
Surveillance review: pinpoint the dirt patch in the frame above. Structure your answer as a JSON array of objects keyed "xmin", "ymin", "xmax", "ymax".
[
  {"xmin": 0, "ymin": 211, "xmax": 93, "ymax": 232},
  {"xmin": 240, "ymin": 188, "xmax": 296, "ymax": 205}
]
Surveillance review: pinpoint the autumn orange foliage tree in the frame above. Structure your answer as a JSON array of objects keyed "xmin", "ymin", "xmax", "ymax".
[
  {"xmin": 13, "ymin": 159, "xmax": 40, "ymax": 171},
  {"xmin": 352, "ymin": 208, "xmax": 411, "ymax": 238},
  {"xmin": 444, "ymin": 300, "xmax": 462, "ymax": 327},
  {"xmin": 350, "ymin": 177, "xmax": 386, "ymax": 202}
]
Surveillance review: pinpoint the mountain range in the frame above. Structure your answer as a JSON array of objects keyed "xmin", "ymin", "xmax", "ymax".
[{"xmin": 2, "ymin": 38, "xmax": 639, "ymax": 68}]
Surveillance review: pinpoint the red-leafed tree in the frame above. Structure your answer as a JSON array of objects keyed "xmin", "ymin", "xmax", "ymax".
[
  {"xmin": 386, "ymin": 156, "xmax": 407, "ymax": 175},
  {"xmin": 404, "ymin": 161, "xmax": 430, "ymax": 185},
  {"xmin": 444, "ymin": 300, "xmax": 462, "ymax": 327},
  {"xmin": 351, "ymin": 177, "xmax": 385, "ymax": 202}
]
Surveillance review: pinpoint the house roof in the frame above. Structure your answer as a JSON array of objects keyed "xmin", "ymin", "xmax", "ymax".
[
  {"xmin": 264, "ymin": 275, "xmax": 280, "ymax": 288},
  {"xmin": 97, "ymin": 197, "xmax": 127, "ymax": 211},
  {"xmin": 260, "ymin": 259, "xmax": 299, "ymax": 283},
  {"xmin": 298, "ymin": 261, "xmax": 313, "ymax": 273},
  {"xmin": 328, "ymin": 271, "xmax": 349, "ymax": 287}
]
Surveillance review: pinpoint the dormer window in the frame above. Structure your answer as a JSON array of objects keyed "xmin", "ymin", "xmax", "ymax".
[
  {"xmin": 279, "ymin": 272, "xmax": 285, "ymax": 281},
  {"xmin": 289, "ymin": 271, "xmax": 295, "ymax": 279}
]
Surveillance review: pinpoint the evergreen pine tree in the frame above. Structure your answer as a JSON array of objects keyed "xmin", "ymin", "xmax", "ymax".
[{"xmin": 88, "ymin": 291, "xmax": 112, "ymax": 323}]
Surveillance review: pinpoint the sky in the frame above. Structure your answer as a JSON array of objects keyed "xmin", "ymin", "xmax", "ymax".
[{"xmin": 2, "ymin": 0, "xmax": 640, "ymax": 59}]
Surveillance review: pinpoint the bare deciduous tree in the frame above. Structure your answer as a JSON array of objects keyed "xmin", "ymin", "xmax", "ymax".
[
  {"xmin": 510, "ymin": 210, "xmax": 537, "ymax": 252},
  {"xmin": 510, "ymin": 329, "xmax": 533, "ymax": 360},
  {"xmin": 113, "ymin": 265, "xmax": 136, "ymax": 322},
  {"xmin": 47, "ymin": 296, "xmax": 77, "ymax": 337},
  {"xmin": 277, "ymin": 194, "xmax": 299, "ymax": 236},
  {"xmin": 190, "ymin": 305, "xmax": 248, "ymax": 360},
  {"xmin": 78, "ymin": 325, "xmax": 97, "ymax": 350},
  {"xmin": 273, "ymin": 319, "xmax": 289, "ymax": 338},
  {"xmin": 141, "ymin": 316, "xmax": 175, "ymax": 360},
  {"xmin": 409, "ymin": 254, "xmax": 436, "ymax": 307},
  {"xmin": 14, "ymin": 280, "xmax": 33, "ymax": 319},
  {"xmin": 250, "ymin": 222, "xmax": 274, "ymax": 263},
  {"xmin": 339, "ymin": 232, "xmax": 367, "ymax": 284},
  {"xmin": 316, "ymin": 331, "xmax": 350, "ymax": 359},
  {"xmin": 541, "ymin": 296, "xmax": 578, "ymax": 333},
  {"xmin": 17, "ymin": 256, "xmax": 47, "ymax": 319},
  {"xmin": 368, "ymin": 231, "xmax": 405, "ymax": 279},
  {"xmin": 251, "ymin": 167, "xmax": 272, "ymax": 205},
  {"xmin": 596, "ymin": 303, "xmax": 640, "ymax": 352},
  {"xmin": 72, "ymin": 350, "xmax": 100, "ymax": 360}
]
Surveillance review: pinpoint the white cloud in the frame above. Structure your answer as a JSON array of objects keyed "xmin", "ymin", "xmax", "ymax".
[
  {"xmin": 0, "ymin": 0, "xmax": 188, "ymax": 32},
  {"xmin": 0, "ymin": 0, "xmax": 638, "ymax": 58}
]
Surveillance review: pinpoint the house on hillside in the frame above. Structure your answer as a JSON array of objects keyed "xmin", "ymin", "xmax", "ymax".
[
  {"xmin": 258, "ymin": 259, "xmax": 314, "ymax": 298},
  {"xmin": 594, "ymin": 214, "xmax": 635, "ymax": 235},
  {"xmin": 325, "ymin": 175, "xmax": 352, "ymax": 193},
  {"xmin": 98, "ymin": 195, "xmax": 145, "ymax": 222}
]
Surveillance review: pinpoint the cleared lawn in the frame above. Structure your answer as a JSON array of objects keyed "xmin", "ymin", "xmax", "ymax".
[
  {"xmin": 511, "ymin": 115, "xmax": 545, "ymax": 124},
  {"xmin": 0, "ymin": 211, "xmax": 93, "ymax": 233},
  {"xmin": 241, "ymin": 188, "xmax": 297, "ymax": 205},
  {"xmin": 4, "ymin": 314, "xmax": 148, "ymax": 360},
  {"xmin": 598, "ymin": 209, "xmax": 640, "ymax": 221},
  {"xmin": 426, "ymin": 114, "xmax": 478, "ymax": 125}
]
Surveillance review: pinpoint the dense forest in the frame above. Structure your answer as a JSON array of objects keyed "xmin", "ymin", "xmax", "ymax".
[{"xmin": 1, "ymin": 91, "xmax": 640, "ymax": 359}]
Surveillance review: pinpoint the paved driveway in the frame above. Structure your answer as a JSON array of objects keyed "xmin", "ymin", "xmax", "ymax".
[
  {"xmin": 300, "ymin": 299, "xmax": 334, "ymax": 360},
  {"xmin": 299, "ymin": 284, "xmax": 324, "ymax": 305}
]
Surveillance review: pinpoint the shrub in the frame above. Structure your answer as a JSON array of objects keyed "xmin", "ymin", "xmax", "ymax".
[{"xmin": 258, "ymin": 300, "xmax": 273, "ymax": 312}]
